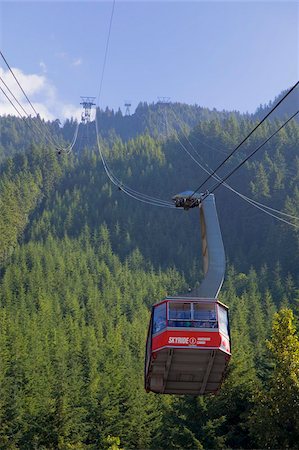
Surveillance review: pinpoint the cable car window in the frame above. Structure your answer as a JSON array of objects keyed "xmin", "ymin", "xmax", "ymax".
[
  {"xmin": 153, "ymin": 303, "xmax": 166, "ymax": 334},
  {"xmin": 169, "ymin": 303, "xmax": 191, "ymax": 320},
  {"xmin": 168, "ymin": 303, "xmax": 192, "ymax": 327},
  {"xmin": 218, "ymin": 305, "xmax": 229, "ymax": 335},
  {"xmin": 193, "ymin": 303, "xmax": 217, "ymax": 328}
]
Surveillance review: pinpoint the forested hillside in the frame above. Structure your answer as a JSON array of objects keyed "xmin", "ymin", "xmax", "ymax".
[
  {"xmin": 0, "ymin": 101, "xmax": 241, "ymax": 161},
  {"xmin": 0, "ymin": 95, "xmax": 299, "ymax": 449}
]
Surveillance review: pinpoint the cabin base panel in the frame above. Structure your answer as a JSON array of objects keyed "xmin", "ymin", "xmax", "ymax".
[{"xmin": 146, "ymin": 347, "xmax": 230, "ymax": 395}]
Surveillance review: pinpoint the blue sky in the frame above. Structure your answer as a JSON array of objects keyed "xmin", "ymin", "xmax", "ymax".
[{"xmin": 0, "ymin": 1, "xmax": 298, "ymax": 121}]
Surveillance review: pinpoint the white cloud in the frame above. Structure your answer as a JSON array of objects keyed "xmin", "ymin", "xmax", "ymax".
[
  {"xmin": 0, "ymin": 67, "xmax": 82, "ymax": 123},
  {"xmin": 0, "ymin": 67, "xmax": 46, "ymax": 99},
  {"xmin": 55, "ymin": 52, "xmax": 83, "ymax": 68},
  {"xmin": 0, "ymin": 67, "xmax": 54, "ymax": 120},
  {"xmin": 61, "ymin": 104, "xmax": 82, "ymax": 121},
  {"xmin": 72, "ymin": 58, "xmax": 82, "ymax": 67},
  {"xmin": 39, "ymin": 61, "xmax": 47, "ymax": 73}
]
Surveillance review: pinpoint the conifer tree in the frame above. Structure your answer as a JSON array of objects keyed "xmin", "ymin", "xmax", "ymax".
[{"xmin": 250, "ymin": 309, "xmax": 299, "ymax": 448}]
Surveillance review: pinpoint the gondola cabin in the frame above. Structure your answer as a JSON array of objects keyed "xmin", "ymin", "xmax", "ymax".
[{"xmin": 145, "ymin": 297, "xmax": 231, "ymax": 395}]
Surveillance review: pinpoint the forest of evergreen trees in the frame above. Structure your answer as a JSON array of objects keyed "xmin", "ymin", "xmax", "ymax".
[{"xmin": 0, "ymin": 97, "xmax": 299, "ymax": 449}]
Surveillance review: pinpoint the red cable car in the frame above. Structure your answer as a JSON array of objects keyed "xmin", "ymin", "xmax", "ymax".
[
  {"xmin": 145, "ymin": 193, "xmax": 231, "ymax": 395},
  {"xmin": 145, "ymin": 296, "xmax": 230, "ymax": 395}
]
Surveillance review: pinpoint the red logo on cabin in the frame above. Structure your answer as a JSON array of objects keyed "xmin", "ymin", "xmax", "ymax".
[{"xmin": 153, "ymin": 330, "xmax": 222, "ymax": 351}]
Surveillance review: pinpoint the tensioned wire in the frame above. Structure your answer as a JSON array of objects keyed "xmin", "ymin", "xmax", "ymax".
[
  {"xmin": 0, "ymin": 50, "xmax": 64, "ymax": 150},
  {"xmin": 208, "ymin": 110, "xmax": 299, "ymax": 196},
  {"xmin": 95, "ymin": 118, "xmax": 175, "ymax": 208},
  {"xmin": 0, "ymin": 73, "xmax": 80, "ymax": 152},
  {"xmin": 169, "ymin": 107, "xmax": 299, "ymax": 225},
  {"xmin": 0, "ymin": 50, "xmax": 80, "ymax": 153},
  {"xmin": 94, "ymin": 0, "xmax": 176, "ymax": 208},
  {"xmin": 173, "ymin": 121, "xmax": 299, "ymax": 229},
  {"xmin": 93, "ymin": 0, "xmax": 299, "ymax": 216},
  {"xmin": 189, "ymin": 80, "xmax": 299, "ymax": 198}
]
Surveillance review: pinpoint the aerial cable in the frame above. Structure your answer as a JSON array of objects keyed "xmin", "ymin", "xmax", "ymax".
[
  {"xmin": 165, "ymin": 106, "xmax": 227, "ymax": 155},
  {"xmin": 235, "ymin": 193, "xmax": 299, "ymax": 221},
  {"xmin": 95, "ymin": 116, "xmax": 174, "ymax": 206},
  {"xmin": 0, "ymin": 75, "xmax": 34, "ymax": 118},
  {"xmin": 95, "ymin": 122, "xmax": 174, "ymax": 206},
  {"xmin": 0, "ymin": 50, "xmax": 64, "ymax": 150},
  {"xmin": 0, "ymin": 50, "xmax": 39, "ymax": 116},
  {"xmin": 98, "ymin": 154, "xmax": 175, "ymax": 208},
  {"xmin": 0, "ymin": 49, "xmax": 79, "ymax": 153},
  {"xmin": 78, "ymin": 123, "xmax": 84, "ymax": 152},
  {"xmin": 101, "ymin": 152, "xmax": 173, "ymax": 206},
  {"xmin": 96, "ymin": 0, "xmax": 116, "ymax": 105},
  {"xmin": 176, "ymin": 128, "xmax": 299, "ymax": 227},
  {"xmin": 179, "ymin": 131, "xmax": 299, "ymax": 224},
  {"xmin": 64, "ymin": 122, "xmax": 80, "ymax": 154},
  {"xmin": 115, "ymin": 184, "xmax": 175, "ymax": 208},
  {"xmin": 231, "ymin": 190, "xmax": 299, "ymax": 229},
  {"xmin": 208, "ymin": 110, "xmax": 299, "ymax": 195},
  {"xmin": 170, "ymin": 107, "xmax": 299, "ymax": 222},
  {"xmin": 190, "ymin": 80, "xmax": 299, "ymax": 198},
  {"xmin": 0, "ymin": 70, "xmax": 73, "ymax": 152},
  {"xmin": 95, "ymin": 118, "xmax": 175, "ymax": 208},
  {"xmin": 94, "ymin": 0, "xmax": 175, "ymax": 209},
  {"xmin": 86, "ymin": 121, "xmax": 89, "ymax": 149},
  {"xmin": 191, "ymin": 134, "xmax": 228, "ymax": 155},
  {"xmin": 0, "ymin": 85, "xmax": 31, "ymax": 124},
  {"xmin": 0, "ymin": 75, "xmax": 62, "ymax": 147}
]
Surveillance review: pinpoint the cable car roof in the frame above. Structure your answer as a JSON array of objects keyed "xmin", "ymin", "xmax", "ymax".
[
  {"xmin": 172, "ymin": 191, "xmax": 203, "ymax": 199},
  {"xmin": 153, "ymin": 297, "xmax": 229, "ymax": 309}
]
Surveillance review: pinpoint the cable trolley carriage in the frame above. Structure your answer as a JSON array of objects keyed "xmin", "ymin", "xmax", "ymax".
[{"xmin": 145, "ymin": 193, "xmax": 231, "ymax": 395}]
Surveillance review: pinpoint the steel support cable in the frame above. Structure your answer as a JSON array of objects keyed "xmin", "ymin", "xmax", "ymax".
[
  {"xmin": 97, "ymin": 152, "xmax": 175, "ymax": 207},
  {"xmin": 0, "ymin": 51, "xmax": 63, "ymax": 149},
  {"xmin": 64, "ymin": 122, "xmax": 80, "ymax": 154},
  {"xmin": 170, "ymin": 107, "xmax": 299, "ymax": 222},
  {"xmin": 208, "ymin": 110, "xmax": 299, "ymax": 195},
  {"xmin": 165, "ymin": 106, "xmax": 227, "ymax": 155},
  {"xmin": 96, "ymin": 146, "xmax": 175, "ymax": 208},
  {"xmin": 115, "ymin": 183, "xmax": 175, "ymax": 208},
  {"xmin": 0, "ymin": 50, "xmax": 39, "ymax": 115},
  {"xmin": 99, "ymin": 144, "xmax": 173, "ymax": 206},
  {"xmin": 0, "ymin": 50, "xmax": 63, "ymax": 149},
  {"xmin": 78, "ymin": 124, "xmax": 84, "ymax": 152},
  {"xmin": 0, "ymin": 75, "xmax": 60, "ymax": 147},
  {"xmin": 228, "ymin": 188, "xmax": 299, "ymax": 228},
  {"xmin": 94, "ymin": 0, "xmax": 176, "ymax": 209},
  {"xmin": 0, "ymin": 71, "xmax": 78, "ymax": 151},
  {"xmin": 162, "ymin": 103, "xmax": 294, "ymax": 220},
  {"xmin": 55, "ymin": 123, "xmax": 80, "ymax": 155},
  {"xmin": 95, "ymin": 117, "xmax": 175, "ymax": 208},
  {"xmin": 97, "ymin": 136, "xmax": 174, "ymax": 205},
  {"xmin": 95, "ymin": 119, "xmax": 172, "ymax": 205},
  {"xmin": 190, "ymin": 80, "xmax": 299, "ymax": 198},
  {"xmin": 175, "ymin": 130, "xmax": 299, "ymax": 227},
  {"xmin": 0, "ymin": 85, "xmax": 33, "ymax": 128},
  {"xmin": 191, "ymin": 134, "xmax": 228, "ymax": 155},
  {"xmin": 0, "ymin": 49, "xmax": 76, "ymax": 152},
  {"xmin": 230, "ymin": 187, "xmax": 299, "ymax": 221},
  {"xmin": 96, "ymin": 0, "xmax": 116, "ymax": 105},
  {"xmin": 95, "ymin": 119, "xmax": 173, "ymax": 204}
]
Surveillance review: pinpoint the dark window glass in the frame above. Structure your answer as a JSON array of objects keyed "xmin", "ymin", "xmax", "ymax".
[
  {"xmin": 169, "ymin": 303, "xmax": 191, "ymax": 320},
  {"xmin": 153, "ymin": 303, "xmax": 166, "ymax": 334},
  {"xmin": 218, "ymin": 305, "xmax": 229, "ymax": 335},
  {"xmin": 193, "ymin": 303, "xmax": 217, "ymax": 328}
]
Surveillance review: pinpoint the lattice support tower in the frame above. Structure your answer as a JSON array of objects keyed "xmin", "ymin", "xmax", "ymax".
[
  {"xmin": 80, "ymin": 96, "xmax": 96, "ymax": 123},
  {"xmin": 124, "ymin": 100, "xmax": 131, "ymax": 116}
]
